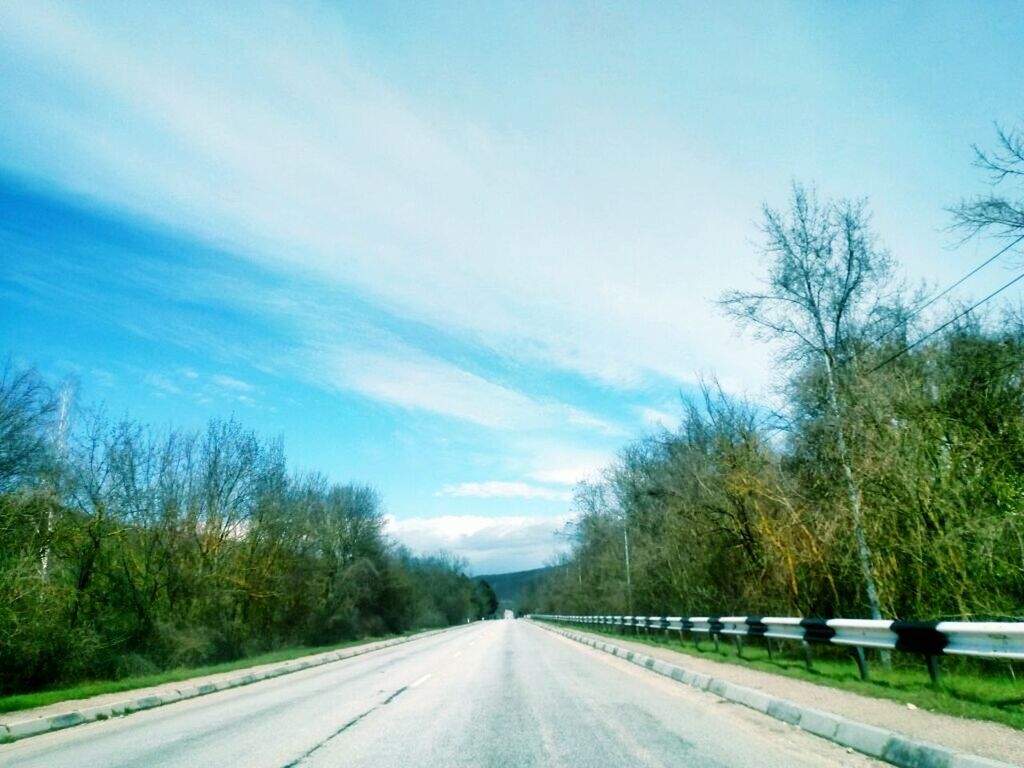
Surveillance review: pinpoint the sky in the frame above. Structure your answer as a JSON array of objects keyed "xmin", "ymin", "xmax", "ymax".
[{"xmin": 2, "ymin": 1, "xmax": 1022, "ymax": 573}]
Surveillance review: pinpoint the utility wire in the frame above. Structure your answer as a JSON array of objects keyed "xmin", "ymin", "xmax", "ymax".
[
  {"xmin": 869, "ymin": 265, "xmax": 1024, "ymax": 373},
  {"xmin": 875, "ymin": 233, "xmax": 1024, "ymax": 344}
]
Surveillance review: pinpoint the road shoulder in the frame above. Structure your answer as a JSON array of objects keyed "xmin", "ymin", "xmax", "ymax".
[{"xmin": 531, "ymin": 621, "xmax": 1022, "ymax": 767}]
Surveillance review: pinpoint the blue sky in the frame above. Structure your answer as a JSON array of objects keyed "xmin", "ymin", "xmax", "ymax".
[{"xmin": 2, "ymin": 1, "xmax": 1022, "ymax": 573}]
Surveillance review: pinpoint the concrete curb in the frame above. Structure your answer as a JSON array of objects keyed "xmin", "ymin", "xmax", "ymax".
[
  {"xmin": 531, "ymin": 621, "xmax": 1019, "ymax": 768},
  {"xmin": 0, "ymin": 625, "xmax": 460, "ymax": 744}
]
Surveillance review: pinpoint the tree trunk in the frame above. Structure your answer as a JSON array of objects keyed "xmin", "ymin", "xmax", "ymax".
[{"xmin": 823, "ymin": 356, "xmax": 883, "ymax": 622}]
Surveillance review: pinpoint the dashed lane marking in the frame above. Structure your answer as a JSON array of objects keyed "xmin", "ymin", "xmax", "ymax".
[{"xmin": 410, "ymin": 673, "xmax": 433, "ymax": 688}]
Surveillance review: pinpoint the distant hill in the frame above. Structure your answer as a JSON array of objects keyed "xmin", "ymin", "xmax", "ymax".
[{"xmin": 475, "ymin": 566, "xmax": 554, "ymax": 614}]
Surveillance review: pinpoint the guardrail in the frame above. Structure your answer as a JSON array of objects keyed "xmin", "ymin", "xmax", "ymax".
[{"xmin": 530, "ymin": 614, "xmax": 1024, "ymax": 682}]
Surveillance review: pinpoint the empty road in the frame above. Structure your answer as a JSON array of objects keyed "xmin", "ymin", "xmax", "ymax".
[{"xmin": 0, "ymin": 620, "xmax": 878, "ymax": 767}]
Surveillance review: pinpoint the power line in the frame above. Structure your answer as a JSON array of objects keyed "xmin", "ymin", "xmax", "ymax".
[
  {"xmin": 869, "ymin": 265, "xmax": 1024, "ymax": 373},
  {"xmin": 875, "ymin": 233, "xmax": 1024, "ymax": 343}
]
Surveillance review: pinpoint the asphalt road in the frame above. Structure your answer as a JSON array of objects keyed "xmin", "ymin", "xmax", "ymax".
[{"xmin": 0, "ymin": 620, "xmax": 880, "ymax": 767}]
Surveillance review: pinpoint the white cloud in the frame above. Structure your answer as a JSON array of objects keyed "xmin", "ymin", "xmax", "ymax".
[
  {"xmin": 144, "ymin": 372, "xmax": 182, "ymax": 396},
  {"xmin": 211, "ymin": 373, "xmax": 253, "ymax": 392},
  {"xmin": 384, "ymin": 513, "xmax": 573, "ymax": 573},
  {"xmin": 140, "ymin": 368, "xmax": 260, "ymax": 408},
  {"xmin": 438, "ymin": 481, "xmax": 572, "ymax": 502},
  {"xmin": 314, "ymin": 341, "xmax": 613, "ymax": 432},
  {"xmin": 318, "ymin": 344, "xmax": 543, "ymax": 429},
  {"xmin": 519, "ymin": 444, "xmax": 613, "ymax": 487},
  {"xmin": 562, "ymin": 406, "xmax": 626, "ymax": 436}
]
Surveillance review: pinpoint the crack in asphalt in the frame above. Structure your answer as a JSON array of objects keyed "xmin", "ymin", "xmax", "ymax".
[{"xmin": 281, "ymin": 686, "xmax": 409, "ymax": 767}]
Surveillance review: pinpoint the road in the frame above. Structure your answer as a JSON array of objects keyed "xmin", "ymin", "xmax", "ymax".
[{"xmin": 0, "ymin": 620, "xmax": 879, "ymax": 767}]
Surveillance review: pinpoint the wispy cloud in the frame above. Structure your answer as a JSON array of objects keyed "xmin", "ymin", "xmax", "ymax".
[
  {"xmin": 314, "ymin": 341, "xmax": 615, "ymax": 433},
  {"xmin": 318, "ymin": 344, "xmax": 541, "ymax": 429},
  {"xmin": 140, "ymin": 367, "xmax": 259, "ymax": 408},
  {"xmin": 144, "ymin": 372, "xmax": 182, "ymax": 397},
  {"xmin": 211, "ymin": 374, "xmax": 253, "ymax": 393},
  {"xmin": 562, "ymin": 406, "xmax": 626, "ymax": 436},
  {"xmin": 438, "ymin": 482, "xmax": 573, "ymax": 502},
  {"xmin": 518, "ymin": 443, "xmax": 613, "ymax": 487},
  {"xmin": 0, "ymin": 0, "xmax": 775, "ymax": 398}
]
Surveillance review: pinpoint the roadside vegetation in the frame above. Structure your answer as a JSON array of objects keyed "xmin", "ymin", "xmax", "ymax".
[
  {"xmin": 526, "ymin": 123, "xmax": 1024, "ymax": 719},
  {"xmin": 0, "ymin": 373, "xmax": 498, "ymax": 698}
]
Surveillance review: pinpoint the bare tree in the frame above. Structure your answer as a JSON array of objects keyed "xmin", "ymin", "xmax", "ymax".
[
  {"xmin": 951, "ymin": 122, "xmax": 1024, "ymax": 246},
  {"xmin": 720, "ymin": 184, "xmax": 895, "ymax": 620},
  {"xmin": 0, "ymin": 363, "xmax": 56, "ymax": 493}
]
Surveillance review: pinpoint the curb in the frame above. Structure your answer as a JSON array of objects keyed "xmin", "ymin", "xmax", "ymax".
[
  {"xmin": 531, "ymin": 621, "xmax": 1018, "ymax": 768},
  {"xmin": 0, "ymin": 625, "xmax": 459, "ymax": 744}
]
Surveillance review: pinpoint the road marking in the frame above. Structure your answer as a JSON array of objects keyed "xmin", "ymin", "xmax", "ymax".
[{"xmin": 410, "ymin": 673, "xmax": 433, "ymax": 688}]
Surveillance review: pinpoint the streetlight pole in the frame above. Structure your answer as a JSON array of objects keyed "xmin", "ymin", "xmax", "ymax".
[{"xmin": 623, "ymin": 518, "xmax": 632, "ymax": 615}]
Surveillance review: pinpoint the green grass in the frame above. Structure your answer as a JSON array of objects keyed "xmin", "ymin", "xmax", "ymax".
[
  {"xmin": 0, "ymin": 629, "xmax": 428, "ymax": 716},
  {"xmin": 549, "ymin": 622, "xmax": 1024, "ymax": 731}
]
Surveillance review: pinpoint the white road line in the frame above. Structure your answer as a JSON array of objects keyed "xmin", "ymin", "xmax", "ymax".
[{"xmin": 410, "ymin": 673, "xmax": 433, "ymax": 688}]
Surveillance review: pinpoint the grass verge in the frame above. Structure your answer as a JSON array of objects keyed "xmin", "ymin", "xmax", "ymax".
[
  {"xmin": 547, "ymin": 621, "xmax": 1024, "ymax": 731},
  {"xmin": 0, "ymin": 629, "xmax": 430, "ymax": 716}
]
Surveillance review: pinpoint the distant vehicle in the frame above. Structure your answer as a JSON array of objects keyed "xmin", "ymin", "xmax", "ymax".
[{"xmin": 503, "ymin": 610, "xmax": 514, "ymax": 620}]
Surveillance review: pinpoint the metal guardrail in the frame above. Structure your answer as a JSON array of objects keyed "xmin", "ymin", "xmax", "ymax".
[{"xmin": 531, "ymin": 614, "xmax": 1024, "ymax": 682}]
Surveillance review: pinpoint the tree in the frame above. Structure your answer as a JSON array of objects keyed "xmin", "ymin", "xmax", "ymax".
[
  {"xmin": 951, "ymin": 122, "xmax": 1024, "ymax": 244},
  {"xmin": 0, "ymin": 363, "xmax": 56, "ymax": 493},
  {"xmin": 0, "ymin": 362, "xmax": 488, "ymax": 694},
  {"xmin": 474, "ymin": 579, "xmax": 498, "ymax": 618},
  {"xmin": 720, "ymin": 184, "xmax": 897, "ymax": 620}
]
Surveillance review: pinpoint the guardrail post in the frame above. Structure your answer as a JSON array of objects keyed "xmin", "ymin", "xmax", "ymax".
[
  {"xmin": 733, "ymin": 636, "xmax": 744, "ymax": 658},
  {"xmin": 802, "ymin": 640, "xmax": 814, "ymax": 670},
  {"xmin": 853, "ymin": 646, "xmax": 869, "ymax": 680},
  {"xmin": 713, "ymin": 633, "xmax": 720, "ymax": 653},
  {"xmin": 926, "ymin": 654, "xmax": 940, "ymax": 685},
  {"xmin": 765, "ymin": 637, "xmax": 774, "ymax": 661}
]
